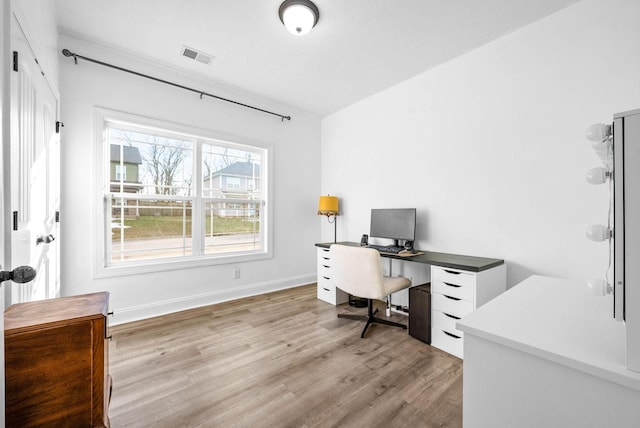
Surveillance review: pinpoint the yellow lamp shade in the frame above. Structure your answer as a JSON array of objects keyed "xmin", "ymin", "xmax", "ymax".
[{"xmin": 317, "ymin": 195, "xmax": 339, "ymax": 216}]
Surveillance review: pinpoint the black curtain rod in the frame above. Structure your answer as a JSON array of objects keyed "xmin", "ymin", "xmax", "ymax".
[{"xmin": 61, "ymin": 49, "xmax": 291, "ymax": 122}]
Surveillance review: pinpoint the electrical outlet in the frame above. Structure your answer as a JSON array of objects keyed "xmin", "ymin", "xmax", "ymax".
[{"xmin": 233, "ymin": 267, "xmax": 240, "ymax": 279}]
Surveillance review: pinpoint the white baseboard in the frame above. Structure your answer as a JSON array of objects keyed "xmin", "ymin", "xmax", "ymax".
[{"xmin": 109, "ymin": 274, "xmax": 316, "ymax": 326}]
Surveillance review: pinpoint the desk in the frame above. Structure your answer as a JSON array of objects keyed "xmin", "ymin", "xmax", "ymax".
[
  {"xmin": 315, "ymin": 242, "xmax": 506, "ymax": 358},
  {"xmin": 315, "ymin": 241, "xmax": 503, "ymax": 272},
  {"xmin": 457, "ymin": 275, "xmax": 640, "ymax": 427}
]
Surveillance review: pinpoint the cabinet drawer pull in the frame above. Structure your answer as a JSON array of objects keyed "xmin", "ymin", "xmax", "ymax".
[
  {"xmin": 443, "ymin": 312, "xmax": 461, "ymax": 320},
  {"xmin": 322, "ymin": 287, "xmax": 330, "ymax": 292},
  {"xmin": 443, "ymin": 282, "xmax": 461, "ymax": 288},
  {"xmin": 444, "ymin": 295, "xmax": 461, "ymax": 301},
  {"xmin": 444, "ymin": 269, "xmax": 461, "ymax": 275},
  {"xmin": 322, "ymin": 265, "xmax": 330, "ymax": 268},
  {"xmin": 443, "ymin": 330, "xmax": 461, "ymax": 339},
  {"xmin": 322, "ymin": 276, "xmax": 330, "ymax": 280}
]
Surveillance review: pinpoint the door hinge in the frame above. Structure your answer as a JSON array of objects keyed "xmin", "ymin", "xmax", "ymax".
[
  {"xmin": 55, "ymin": 211, "xmax": 60, "ymax": 223},
  {"xmin": 12, "ymin": 211, "xmax": 18, "ymax": 231},
  {"xmin": 12, "ymin": 51, "xmax": 18, "ymax": 72},
  {"xmin": 56, "ymin": 121, "xmax": 64, "ymax": 133}
]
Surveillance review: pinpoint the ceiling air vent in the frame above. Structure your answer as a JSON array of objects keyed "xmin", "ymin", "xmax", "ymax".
[{"xmin": 181, "ymin": 46, "xmax": 214, "ymax": 65}]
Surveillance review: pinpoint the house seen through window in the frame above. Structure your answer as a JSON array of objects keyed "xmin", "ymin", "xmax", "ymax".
[{"xmin": 104, "ymin": 117, "xmax": 267, "ymax": 269}]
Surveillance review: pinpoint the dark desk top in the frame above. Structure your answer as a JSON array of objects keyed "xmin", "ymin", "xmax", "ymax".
[{"xmin": 315, "ymin": 242, "xmax": 504, "ymax": 273}]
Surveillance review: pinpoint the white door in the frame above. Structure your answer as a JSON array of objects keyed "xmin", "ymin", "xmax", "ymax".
[{"xmin": 10, "ymin": 15, "xmax": 60, "ymax": 304}]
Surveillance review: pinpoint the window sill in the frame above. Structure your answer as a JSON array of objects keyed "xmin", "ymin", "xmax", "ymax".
[{"xmin": 94, "ymin": 251, "xmax": 271, "ymax": 279}]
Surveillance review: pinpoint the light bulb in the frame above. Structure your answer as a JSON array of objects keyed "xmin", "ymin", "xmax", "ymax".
[
  {"xmin": 591, "ymin": 138, "xmax": 612, "ymax": 151},
  {"xmin": 585, "ymin": 123, "xmax": 612, "ymax": 142},
  {"xmin": 586, "ymin": 278, "xmax": 612, "ymax": 296},
  {"xmin": 585, "ymin": 167, "xmax": 610, "ymax": 184},
  {"xmin": 585, "ymin": 224, "xmax": 612, "ymax": 242}
]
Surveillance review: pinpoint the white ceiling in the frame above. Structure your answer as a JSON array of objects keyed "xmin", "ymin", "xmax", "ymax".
[{"xmin": 55, "ymin": 0, "xmax": 581, "ymax": 116}]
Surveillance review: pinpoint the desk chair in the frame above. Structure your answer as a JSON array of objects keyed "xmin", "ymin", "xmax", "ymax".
[{"xmin": 331, "ymin": 244, "xmax": 411, "ymax": 338}]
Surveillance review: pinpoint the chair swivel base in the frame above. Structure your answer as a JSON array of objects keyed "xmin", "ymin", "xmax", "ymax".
[{"xmin": 338, "ymin": 299, "xmax": 407, "ymax": 338}]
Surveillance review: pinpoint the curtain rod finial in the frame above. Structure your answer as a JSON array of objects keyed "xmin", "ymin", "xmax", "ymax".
[{"xmin": 61, "ymin": 49, "xmax": 78, "ymax": 64}]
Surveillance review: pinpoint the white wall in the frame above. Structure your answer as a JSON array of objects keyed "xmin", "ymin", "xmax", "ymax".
[
  {"xmin": 321, "ymin": 0, "xmax": 640, "ymax": 287},
  {"xmin": 59, "ymin": 36, "xmax": 321, "ymax": 324}
]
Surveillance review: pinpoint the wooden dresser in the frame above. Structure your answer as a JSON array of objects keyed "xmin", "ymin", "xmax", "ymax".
[{"xmin": 5, "ymin": 292, "xmax": 111, "ymax": 428}]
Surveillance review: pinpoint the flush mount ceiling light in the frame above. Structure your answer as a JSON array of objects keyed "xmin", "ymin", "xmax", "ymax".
[{"xmin": 279, "ymin": 0, "xmax": 319, "ymax": 36}]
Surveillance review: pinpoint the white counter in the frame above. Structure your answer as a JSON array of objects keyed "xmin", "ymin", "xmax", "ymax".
[{"xmin": 457, "ymin": 275, "xmax": 640, "ymax": 427}]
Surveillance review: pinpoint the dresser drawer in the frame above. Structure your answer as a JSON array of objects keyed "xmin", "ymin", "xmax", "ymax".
[
  {"xmin": 432, "ymin": 279, "xmax": 474, "ymax": 302},
  {"xmin": 317, "ymin": 283, "xmax": 336, "ymax": 303},
  {"xmin": 317, "ymin": 257, "xmax": 332, "ymax": 269},
  {"xmin": 432, "ymin": 293, "xmax": 474, "ymax": 319},
  {"xmin": 317, "ymin": 278, "xmax": 347, "ymax": 305},
  {"xmin": 431, "ymin": 326, "xmax": 463, "ymax": 359},
  {"xmin": 317, "ymin": 262, "xmax": 332, "ymax": 279},
  {"xmin": 432, "ymin": 267, "xmax": 474, "ymax": 288},
  {"xmin": 317, "ymin": 254, "xmax": 332, "ymax": 266},
  {"xmin": 432, "ymin": 309, "xmax": 463, "ymax": 333},
  {"xmin": 317, "ymin": 247, "xmax": 331, "ymax": 262}
]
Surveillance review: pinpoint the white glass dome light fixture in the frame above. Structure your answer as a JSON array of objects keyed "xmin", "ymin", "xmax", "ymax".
[{"xmin": 279, "ymin": 0, "xmax": 320, "ymax": 36}]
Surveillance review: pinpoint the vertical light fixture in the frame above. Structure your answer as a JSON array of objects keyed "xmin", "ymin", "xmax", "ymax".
[
  {"xmin": 584, "ymin": 122, "xmax": 614, "ymax": 295},
  {"xmin": 318, "ymin": 195, "xmax": 339, "ymax": 243},
  {"xmin": 279, "ymin": 0, "xmax": 320, "ymax": 36}
]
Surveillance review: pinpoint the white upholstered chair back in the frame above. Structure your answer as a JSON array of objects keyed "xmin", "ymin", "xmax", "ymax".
[{"xmin": 330, "ymin": 244, "xmax": 387, "ymax": 300}]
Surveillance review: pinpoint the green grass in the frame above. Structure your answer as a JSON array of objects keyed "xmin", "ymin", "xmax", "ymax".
[{"xmin": 111, "ymin": 215, "xmax": 259, "ymax": 240}]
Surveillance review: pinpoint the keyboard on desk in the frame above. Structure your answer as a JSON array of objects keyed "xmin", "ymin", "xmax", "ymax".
[{"xmin": 368, "ymin": 244, "xmax": 405, "ymax": 254}]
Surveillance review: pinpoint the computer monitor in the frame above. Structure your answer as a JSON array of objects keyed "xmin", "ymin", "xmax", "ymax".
[{"xmin": 369, "ymin": 208, "xmax": 416, "ymax": 247}]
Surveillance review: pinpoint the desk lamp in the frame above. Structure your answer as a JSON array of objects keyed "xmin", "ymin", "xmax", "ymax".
[{"xmin": 317, "ymin": 195, "xmax": 339, "ymax": 243}]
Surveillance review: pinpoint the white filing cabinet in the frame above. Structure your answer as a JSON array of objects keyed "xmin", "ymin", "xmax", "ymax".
[
  {"xmin": 430, "ymin": 264, "xmax": 506, "ymax": 359},
  {"xmin": 316, "ymin": 247, "xmax": 349, "ymax": 305}
]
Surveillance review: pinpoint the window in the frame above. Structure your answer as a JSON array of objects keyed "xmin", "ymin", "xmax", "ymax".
[
  {"xmin": 225, "ymin": 176, "xmax": 241, "ymax": 190},
  {"xmin": 115, "ymin": 164, "xmax": 126, "ymax": 181},
  {"xmin": 97, "ymin": 110, "xmax": 269, "ymax": 275}
]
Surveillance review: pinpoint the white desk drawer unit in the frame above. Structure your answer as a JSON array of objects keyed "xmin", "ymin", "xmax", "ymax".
[
  {"xmin": 431, "ymin": 264, "xmax": 506, "ymax": 359},
  {"xmin": 316, "ymin": 247, "xmax": 348, "ymax": 305}
]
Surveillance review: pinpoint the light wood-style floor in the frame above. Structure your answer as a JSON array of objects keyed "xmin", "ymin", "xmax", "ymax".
[{"xmin": 108, "ymin": 284, "xmax": 462, "ymax": 428}]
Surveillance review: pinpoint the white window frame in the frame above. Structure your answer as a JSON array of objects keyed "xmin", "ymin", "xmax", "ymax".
[{"xmin": 93, "ymin": 108, "xmax": 272, "ymax": 278}]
